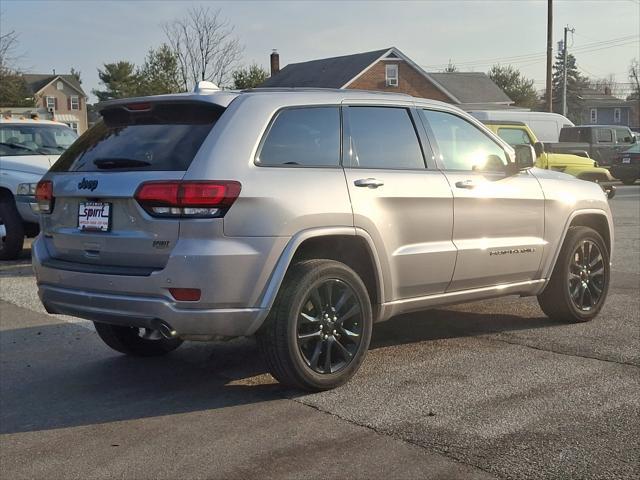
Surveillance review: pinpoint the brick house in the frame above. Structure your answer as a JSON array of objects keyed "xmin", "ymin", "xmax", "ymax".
[
  {"xmin": 261, "ymin": 47, "xmax": 514, "ymax": 110},
  {"xmin": 24, "ymin": 74, "xmax": 89, "ymax": 134}
]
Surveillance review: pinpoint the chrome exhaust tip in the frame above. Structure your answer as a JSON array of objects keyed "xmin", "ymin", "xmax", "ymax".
[{"xmin": 157, "ymin": 322, "xmax": 178, "ymax": 339}]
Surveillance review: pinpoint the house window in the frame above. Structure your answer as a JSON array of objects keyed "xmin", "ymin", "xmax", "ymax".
[
  {"xmin": 46, "ymin": 96, "xmax": 56, "ymax": 111},
  {"xmin": 65, "ymin": 122, "xmax": 79, "ymax": 133},
  {"xmin": 590, "ymin": 108, "xmax": 597, "ymax": 123},
  {"xmin": 385, "ymin": 64, "xmax": 398, "ymax": 87},
  {"xmin": 614, "ymin": 108, "xmax": 621, "ymax": 123},
  {"xmin": 70, "ymin": 96, "xmax": 79, "ymax": 110}
]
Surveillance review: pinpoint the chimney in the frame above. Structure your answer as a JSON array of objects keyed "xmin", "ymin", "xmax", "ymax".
[
  {"xmin": 270, "ymin": 49, "xmax": 280, "ymax": 76},
  {"xmin": 604, "ymin": 86, "xmax": 611, "ymax": 96}
]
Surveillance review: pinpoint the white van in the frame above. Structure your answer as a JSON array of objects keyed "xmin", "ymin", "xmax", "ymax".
[{"xmin": 468, "ymin": 110, "xmax": 574, "ymax": 142}]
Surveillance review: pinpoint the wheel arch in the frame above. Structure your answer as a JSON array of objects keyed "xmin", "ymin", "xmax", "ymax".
[
  {"xmin": 543, "ymin": 209, "xmax": 613, "ymax": 284},
  {"xmin": 0, "ymin": 186, "xmax": 15, "ymax": 201},
  {"xmin": 258, "ymin": 227, "xmax": 386, "ymax": 321}
]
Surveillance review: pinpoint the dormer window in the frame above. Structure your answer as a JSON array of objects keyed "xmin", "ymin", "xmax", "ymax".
[{"xmin": 385, "ymin": 64, "xmax": 398, "ymax": 87}]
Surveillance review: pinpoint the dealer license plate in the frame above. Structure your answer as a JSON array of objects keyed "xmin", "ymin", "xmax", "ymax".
[{"xmin": 78, "ymin": 202, "xmax": 111, "ymax": 232}]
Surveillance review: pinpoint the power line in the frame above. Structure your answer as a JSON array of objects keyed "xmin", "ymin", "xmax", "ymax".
[{"xmin": 420, "ymin": 34, "xmax": 639, "ymax": 70}]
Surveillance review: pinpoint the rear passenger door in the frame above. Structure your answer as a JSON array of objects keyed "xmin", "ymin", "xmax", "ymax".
[
  {"xmin": 419, "ymin": 109, "xmax": 545, "ymax": 291},
  {"xmin": 342, "ymin": 105, "xmax": 456, "ymax": 301}
]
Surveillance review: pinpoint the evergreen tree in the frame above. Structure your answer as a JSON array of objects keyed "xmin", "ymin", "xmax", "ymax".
[
  {"xmin": 551, "ymin": 43, "xmax": 589, "ymax": 122},
  {"xmin": 92, "ymin": 61, "xmax": 139, "ymax": 101},
  {"xmin": 232, "ymin": 64, "xmax": 269, "ymax": 89},
  {"xmin": 488, "ymin": 64, "xmax": 539, "ymax": 109},
  {"xmin": 136, "ymin": 44, "xmax": 182, "ymax": 95}
]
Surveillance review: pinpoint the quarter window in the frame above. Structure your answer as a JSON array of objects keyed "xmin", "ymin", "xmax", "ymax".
[
  {"xmin": 421, "ymin": 110, "xmax": 507, "ymax": 171},
  {"xmin": 257, "ymin": 107, "xmax": 340, "ymax": 167},
  {"xmin": 347, "ymin": 107, "xmax": 425, "ymax": 169}
]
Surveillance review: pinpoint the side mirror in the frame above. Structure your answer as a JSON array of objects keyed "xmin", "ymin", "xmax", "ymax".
[
  {"xmin": 534, "ymin": 141, "xmax": 545, "ymax": 157},
  {"xmin": 513, "ymin": 144, "xmax": 536, "ymax": 170},
  {"xmin": 632, "ymin": 136, "xmax": 637, "ymax": 144}
]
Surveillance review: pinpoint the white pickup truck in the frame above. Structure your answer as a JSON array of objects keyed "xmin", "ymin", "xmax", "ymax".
[{"xmin": 0, "ymin": 119, "xmax": 77, "ymax": 259}]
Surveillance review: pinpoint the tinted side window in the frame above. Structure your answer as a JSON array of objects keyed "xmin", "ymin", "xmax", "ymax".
[
  {"xmin": 257, "ymin": 107, "xmax": 340, "ymax": 167},
  {"xmin": 347, "ymin": 107, "xmax": 425, "ymax": 169},
  {"xmin": 596, "ymin": 129, "xmax": 613, "ymax": 143},
  {"xmin": 497, "ymin": 128, "xmax": 532, "ymax": 146},
  {"xmin": 421, "ymin": 110, "xmax": 507, "ymax": 171}
]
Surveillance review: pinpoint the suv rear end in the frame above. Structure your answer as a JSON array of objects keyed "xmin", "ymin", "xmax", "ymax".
[{"xmin": 33, "ymin": 93, "xmax": 281, "ymax": 338}]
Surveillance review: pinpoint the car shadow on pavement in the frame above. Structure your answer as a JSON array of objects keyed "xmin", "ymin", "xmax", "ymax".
[
  {"xmin": 371, "ymin": 307, "xmax": 557, "ymax": 349},
  {"xmin": 0, "ymin": 322, "xmax": 282, "ymax": 435},
  {"xmin": 1, "ymin": 306, "xmax": 558, "ymax": 435}
]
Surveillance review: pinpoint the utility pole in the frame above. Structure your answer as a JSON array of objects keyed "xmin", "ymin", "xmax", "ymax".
[
  {"xmin": 562, "ymin": 25, "xmax": 575, "ymax": 117},
  {"xmin": 545, "ymin": 0, "xmax": 553, "ymax": 112}
]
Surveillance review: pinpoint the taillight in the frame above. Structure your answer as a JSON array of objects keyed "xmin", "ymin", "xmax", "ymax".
[
  {"xmin": 134, "ymin": 181, "xmax": 241, "ymax": 218},
  {"xmin": 35, "ymin": 180, "xmax": 54, "ymax": 213}
]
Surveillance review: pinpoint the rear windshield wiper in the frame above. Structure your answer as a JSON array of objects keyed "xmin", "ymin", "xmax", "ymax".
[{"xmin": 93, "ymin": 158, "xmax": 151, "ymax": 169}]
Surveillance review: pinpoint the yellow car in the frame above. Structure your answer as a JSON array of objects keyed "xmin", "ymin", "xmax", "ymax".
[{"xmin": 482, "ymin": 121, "xmax": 613, "ymax": 182}]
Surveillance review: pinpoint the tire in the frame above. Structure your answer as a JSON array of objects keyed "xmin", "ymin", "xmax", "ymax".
[
  {"xmin": 93, "ymin": 322, "xmax": 183, "ymax": 357},
  {"xmin": 257, "ymin": 259, "xmax": 373, "ymax": 391},
  {"xmin": 538, "ymin": 226, "xmax": 610, "ymax": 323},
  {"xmin": 0, "ymin": 197, "xmax": 25, "ymax": 261},
  {"xmin": 621, "ymin": 177, "xmax": 637, "ymax": 185}
]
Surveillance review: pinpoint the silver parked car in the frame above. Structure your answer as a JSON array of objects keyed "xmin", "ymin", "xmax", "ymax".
[{"xmin": 33, "ymin": 88, "xmax": 613, "ymax": 391}]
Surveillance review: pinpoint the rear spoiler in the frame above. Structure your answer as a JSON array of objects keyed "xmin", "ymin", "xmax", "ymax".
[{"xmin": 96, "ymin": 91, "xmax": 239, "ymax": 115}]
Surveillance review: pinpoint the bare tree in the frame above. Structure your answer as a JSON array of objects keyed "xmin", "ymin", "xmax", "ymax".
[
  {"xmin": 588, "ymin": 74, "xmax": 620, "ymax": 97},
  {"xmin": 0, "ymin": 26, "xmax": 21, "ymax": 71},
  {"xmin": 162, "ymin": 6, "xmax": 243, "ymax": 90},
  {"xmin": 629, "ymin": 59, "xmax": 640, "ymax": 126}
]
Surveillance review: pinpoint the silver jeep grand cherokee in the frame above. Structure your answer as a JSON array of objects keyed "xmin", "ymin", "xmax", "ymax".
[{"xmin": 33, "ymin": 88, "xmax": 613, "ymax": 391}]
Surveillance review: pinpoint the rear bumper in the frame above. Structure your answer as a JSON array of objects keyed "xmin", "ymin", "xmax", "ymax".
[
  {"xmin": 39, "ymin": 283, "xmax": 267, "ymax": 337},
  {"xmin": 610, "ymin": 164, "xmax": 640, "ymax": 180},
  {"xmin": 32, "ymin": 232, "xmax": 289, "ymax": 337}
]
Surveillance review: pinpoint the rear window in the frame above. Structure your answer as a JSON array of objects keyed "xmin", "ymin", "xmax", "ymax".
[
  {"xmin": 559, "ymin": 127, "xmax": 590, "ymax": 143},
  {"xmin": 50, "ymin": 102, "xmax": 222, "ymax": 172}
]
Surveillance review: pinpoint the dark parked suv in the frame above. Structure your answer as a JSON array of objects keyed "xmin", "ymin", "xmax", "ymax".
[{"xmin": 33, "ymin": 87, "xmax": 613, "ymax": 390}]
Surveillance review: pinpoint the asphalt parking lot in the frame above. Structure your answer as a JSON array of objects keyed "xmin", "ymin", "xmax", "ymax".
[{"xmin": 1, "ymin": 185, "xmax": 638, "ymax": 480}]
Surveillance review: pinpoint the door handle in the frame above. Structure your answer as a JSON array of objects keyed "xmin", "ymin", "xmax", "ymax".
[
  {"xmin": 354, "ymin": 178, "xmax": 384, "ymax": 188},
  {"xmin": 455, "ymin": 180, "xmax": 476, "ymax": 189}
]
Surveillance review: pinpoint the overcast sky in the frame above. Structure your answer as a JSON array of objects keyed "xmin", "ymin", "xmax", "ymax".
[{"xmin": 2, "ymin": 0, "xmax": 639, "ymax": 102}]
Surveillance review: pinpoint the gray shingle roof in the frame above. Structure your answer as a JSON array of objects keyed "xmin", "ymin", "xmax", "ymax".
[
  {"xmin": 22, "ymin": 74, "xmax": 86, "ymax": 96},
  {"xmin": 429, "ymin": 72, "xmax": 512, "ymax": 104},
  {"xmin": 260, "ymin": 48, "xmax": 391, "ymax": 88}
]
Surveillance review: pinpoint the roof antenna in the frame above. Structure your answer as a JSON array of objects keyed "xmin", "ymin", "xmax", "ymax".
[
  {"xmin": 194, "ymin": 80, "xmax": 220, "ymax": 93},
  {"xmin": 53, "ymin": 68, "xmax": 56, "ymax": 75}
]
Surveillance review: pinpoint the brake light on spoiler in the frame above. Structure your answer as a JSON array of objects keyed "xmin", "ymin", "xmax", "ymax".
[{"xmin": 134, "ymin": 181, "xmax": 241, "ymax": 218}]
